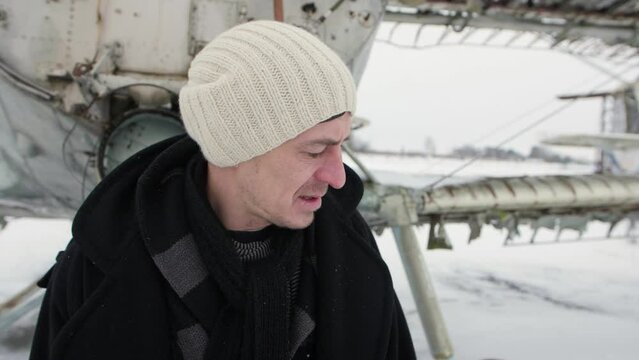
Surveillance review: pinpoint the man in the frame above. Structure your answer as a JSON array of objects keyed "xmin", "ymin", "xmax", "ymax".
[{"xmin": 31, "ymin": 20, "xmax": 415, "ymax": 360}]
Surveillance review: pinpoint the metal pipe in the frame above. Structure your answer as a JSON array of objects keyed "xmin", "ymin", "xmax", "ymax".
[
  {"xmin": 380, "ymin": 191, "xmax": 454, "ymax": 359},
  {"xmin": 383, "ymin": 11, "xmax": 637, "ymax": 46},
  {"xmin": 392, "ymin": 225, "xmax": 453, "ymax": 359},
  {"xmin": 0, "ymin": 281, "xmax": 43, "ymax": 331},
  {"xmin": 273, "ymin": 0, "xmax": 284, "ymax": 21},
  {"xmin": 342, "ymin": 144, "xmax": 379, "ymax": 183},
  {"xmin": 0, "ymin": 60, "xmax": 56, "ymax": 101},
  {"xmin": 394, "ymin": 1, "xmax": 639, "ymax": 21},
  {"xmin": 0, "ymin": 293, "xmax": 44, "ymax": 331},
  {"xmin": 0, "ymin": 281, "xmax": 40, "ymax": 314}
]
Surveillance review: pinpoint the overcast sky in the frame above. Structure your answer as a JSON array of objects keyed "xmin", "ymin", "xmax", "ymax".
[{"xmin": 355, "ymin": 23, "xmax": 639, "ymax": 161}]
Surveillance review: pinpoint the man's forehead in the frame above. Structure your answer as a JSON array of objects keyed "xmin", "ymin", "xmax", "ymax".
[
  {"xmin": 320, "ymin": 112, "xmax": 348, "ymax": 124},
  {"xmin": 297, "ymin": 114, "xmax": 351, "ymax": 143}
]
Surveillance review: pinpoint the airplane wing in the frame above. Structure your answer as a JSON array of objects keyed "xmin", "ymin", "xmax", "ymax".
[
  {"xmin": 360, "ymin": 172, "xmax": 639, "ymax": 248},
  {"xmin": 385, "ymin": 0, "xmax": 639, "ymax": 55},
  {"xmin": 541, "ymin": 133, "xmax": 639, "ymax": 151}
]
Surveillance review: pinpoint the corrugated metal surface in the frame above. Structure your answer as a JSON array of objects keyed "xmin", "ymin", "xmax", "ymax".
[{"xmin": 421, "ymin": 174, "xmax": 639, "ymax": 214}]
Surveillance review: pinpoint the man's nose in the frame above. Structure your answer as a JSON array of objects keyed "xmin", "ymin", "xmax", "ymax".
[{"xmin": 315, "ymin": 146, "xmax": 346, "ymax": 189}]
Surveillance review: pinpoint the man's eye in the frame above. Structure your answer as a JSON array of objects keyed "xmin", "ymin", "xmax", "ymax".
[{"xmin": 307, "ymin": 152, "xmax": 322, "ymax": 159}]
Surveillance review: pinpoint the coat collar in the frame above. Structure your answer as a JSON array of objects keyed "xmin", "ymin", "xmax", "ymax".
[
  {"xmin": 70, "ymin": 134, "xmax": 407, "ymax": 359},
  {"xmin": 72, "ymin": 135, "xmax": 364, "ymax": 274}
]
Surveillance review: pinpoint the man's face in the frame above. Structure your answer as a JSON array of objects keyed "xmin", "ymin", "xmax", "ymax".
[{"xmin": 234, "ymin": 113, "xmax": 352, "ymax": 229}]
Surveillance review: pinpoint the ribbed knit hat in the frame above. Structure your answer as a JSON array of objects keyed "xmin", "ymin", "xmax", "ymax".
[{"xmin": 179, "ymin": 20, "xmax": 357, "ymax": 167}]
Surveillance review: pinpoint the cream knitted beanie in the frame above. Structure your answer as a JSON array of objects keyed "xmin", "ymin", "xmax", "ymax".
[{"xmin": 179, "ymin": 20, "xmax": 357, "ymax": 167}]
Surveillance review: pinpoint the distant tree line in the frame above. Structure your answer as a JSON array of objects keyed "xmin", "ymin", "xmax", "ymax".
[
  {"xmin": 347, "ymin": 134, "xmax": 586, "ymax": 164},
  {"xmin": 452, "ymin": 144, "xmax": 586, "ymax": 164}
]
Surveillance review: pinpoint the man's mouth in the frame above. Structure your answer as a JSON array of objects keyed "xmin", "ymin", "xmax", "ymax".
[
  {"xmin": 298, "ymin": 195, "xmax": 323, "ymax": 210},
  {"xmin": 298, "ymin": 186, "xmax": 327, "ymax": 210},
  {"xmin": 300, "ymin": 195, "xmax": 320, "ymax": 201}
]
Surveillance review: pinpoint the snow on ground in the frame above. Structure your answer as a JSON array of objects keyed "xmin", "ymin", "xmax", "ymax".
[
  {"xmin": 0, "ymin": 219, "xmax": 71, "ymax": 360},
  {"xmin": 0, "ymin": 219, "xmax": 71, "ymax": 304},
  {"xmin": 1, "ymin": 218, "xmax": 638, "ymax": 359},
  {"xmin": 346, "ymin": 153, "xmax": 595, "ymax": 188},
  {"xmin": 1, "ymin": 218, "xmax": 637, "ymax": 360},
  {"xmin": 363, "ymin": 154, "xmax": 639, "ymax": 359},
  {"xmin": 378, "ymin": 222, "xmax": 639, "ymax": 360},
  {"xmin": 355, "ymin": 153, "xmax": 594, "ymax": 178},
  {"xmin": 1, "ymin": 158, "xmax": 638, "ymax": 359}
]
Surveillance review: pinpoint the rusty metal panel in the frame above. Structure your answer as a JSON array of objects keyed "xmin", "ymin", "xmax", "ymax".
[
  {"xmin": 283, "ymin": 0, "xmax": 385, "ymax": 82},
  {"xmin": 0, "ymin": 0, "xmax": 99, "ymax": 82},
  {"xmin": 98, "ymin": 0, "xmax": 192, "ymax": 75},
  {"xmin": 188, "ymin": 0, "xmax": 240, "ymax": 56}
]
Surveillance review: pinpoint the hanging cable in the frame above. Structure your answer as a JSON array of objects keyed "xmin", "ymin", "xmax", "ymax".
[
  {"xmin": 426, "ymin": 100, "xmax": 576, "ymax": 188},
  {"xmin": 465, "ymin": 60, "xmax": 639, "ymax": 147},
  {"xmin": 61, "ymin": 95, "xmax": 100, "ymax": 185},
  {"xmin": 397, "ymin": 50, "xmax": 639, "ymax": 175},
  {"xmin": 424, "ymin": 64, "xmax": 639, "ymax": 189},
  {"xmin": 570, "ymin": 54, "xmax": 633, "ymax": 87}
]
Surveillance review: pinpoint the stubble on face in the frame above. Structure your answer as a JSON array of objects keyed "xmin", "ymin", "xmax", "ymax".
[
  {"xmin": 236, "ymin": 155, "xmax": 321, "ymax": 230},
  {"xmin": 212, "ymin": 113, "xmax": 351, "ymax": 231}
]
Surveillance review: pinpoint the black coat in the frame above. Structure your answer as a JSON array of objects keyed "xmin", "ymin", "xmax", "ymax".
[{"xmin": 30, "ymin": 136, "xmax": 416, "ymax": 360}]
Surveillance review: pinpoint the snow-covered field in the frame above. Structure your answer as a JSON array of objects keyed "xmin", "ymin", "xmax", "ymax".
[
  {"xmin": 381, "ymin": 223, "xmax": 639, "ymax": 360},
  {"xmin": 348, "ymin": 153, "xmax": 595, "ymax": 188},
  {"xmin": 1, "ymin": 157, "xmax": 638, "ymax": 360},
  {"xmin": 0, "ymin": 219, "xmax": 71, "ymax": 360}
]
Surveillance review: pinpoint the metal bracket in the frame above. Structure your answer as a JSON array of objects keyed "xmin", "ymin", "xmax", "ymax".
[
  {"xmin": 379, "ymin": 188, "xmax": 454, "ymax": 359},
  {"xmin": 556, "ymin": 215, "xmax": 589, "ymax": 240},
  {"xmin": 530, "ymin": 215, "xmax": 557, "ymax": 243},
  {"xmin": 502, "ymin": 213, "xmax": 521, "ymax": 245},
  {"xmin": 468, "ymin": 214, "xmax": 484, "ymax": 243},
  {"xmin": 72, "ymin": 42, "xmax": 122, "ymax": 101},
  {"xmin": 428, "ymin": 216, "xmax": 453, "ymax": 250},
  {"xmin": 0, "ymin": 281, "xmax": 43, "ymax": 332},
  {"xmin": 379, "ymin": 189, "xmax": 419, "ymax": 227}
]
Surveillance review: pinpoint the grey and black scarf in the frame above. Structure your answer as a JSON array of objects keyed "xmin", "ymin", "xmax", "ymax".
[
  {"xmin": 141, "ymin": 154, "xmax": 316, "ymax": 360},
  {"xmin": 131, "ymin": 137, "xmax": 415, "ymax": 360}
]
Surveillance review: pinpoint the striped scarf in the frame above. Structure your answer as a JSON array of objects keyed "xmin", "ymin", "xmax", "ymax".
[{"xmin": 141, "ymin": 154, "xmax": 316, "ymax": 360}]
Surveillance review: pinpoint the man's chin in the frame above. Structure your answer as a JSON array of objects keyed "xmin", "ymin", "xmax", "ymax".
[{"xmin": 277, "ymin": 213, "xmax": 315, "ymax": 230}]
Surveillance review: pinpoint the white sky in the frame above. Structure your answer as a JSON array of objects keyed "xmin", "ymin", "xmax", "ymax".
[{"xmin": 355, "ymin": 23, "xmax": 639, "ymax": 161}]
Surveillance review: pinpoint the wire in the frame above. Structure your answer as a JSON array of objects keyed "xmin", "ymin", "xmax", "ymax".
[
  {"xmin": 61, "ymin": 124, "xmax": 81, "ymax": 183},
  {"xmin": 465, "ymin": 60, "xmax": 639, "ymax": 147},
  {"xmin": 375, "ymin": 28, "xmax": 639, "ymax": 150},
  {"xmin": 318, "ymin": 0, "xmax": 346, "ymax": 23},
  {"xmin": 570, "ymin": 54, "xmax": 633, "ymax": 87},
  {"xmin": 388, "ymin": 48, "xmax": 639, "ymax": 176},
  {"xmin": 426, "ymin": 100, "xmax": 576, "ymax": 188},
  {"xmin": 80, "ymin": 150, "xmax": 92, "ymax": 201},
  {"xmin": 61, "ymin": 96, "xmax": 99, "ymax": 185},
  {"xmin": 424, "ymin": 64, "xmax": 639, "ymax": 189}
]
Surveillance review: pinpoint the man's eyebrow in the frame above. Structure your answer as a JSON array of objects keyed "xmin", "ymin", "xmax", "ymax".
[{"xmin": 303, "ymin": 135, "xmax": 351, "ymax": 147}]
